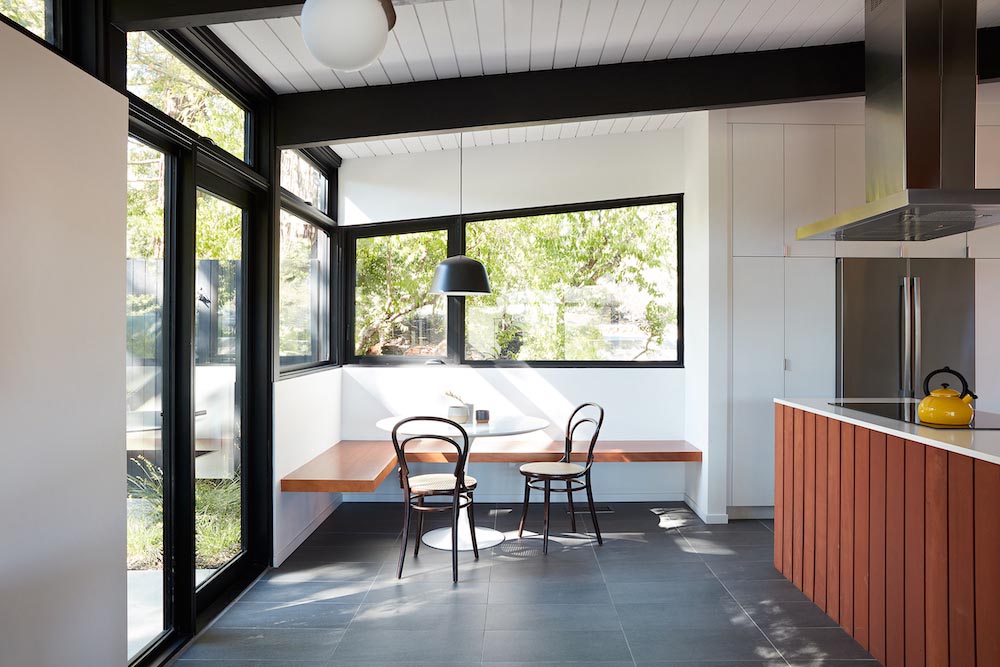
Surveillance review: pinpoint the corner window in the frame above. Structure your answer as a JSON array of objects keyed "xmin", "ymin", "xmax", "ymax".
[
  {"xmin": 279, "ymin": 210, "xmax": 331, "ymax": 369},
  {"xmin": 126, "ymin": 31, "xmax": 248, "ymax": 161},
  {"xmin": 466, "ymin": 201, "xmax": 681, "ymax": 362},
  {"xmin": 280, "ymin": 151, "xmax": 329, "ymax": 214},
  {"xmin": 1, "ymin": 0, "xmax": 53, "ymax": 42},
  {"xmin": 352, "ymin": 229, "xmax": 448, "ymax": 358}
]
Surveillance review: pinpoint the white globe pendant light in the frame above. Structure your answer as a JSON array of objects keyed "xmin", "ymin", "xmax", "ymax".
[{"xmin": 301, "ymin": 0, "xmax": 396, "ymax": 72}]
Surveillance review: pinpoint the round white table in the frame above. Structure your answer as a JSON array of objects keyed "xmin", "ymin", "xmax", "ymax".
[{"xmin": 375, "ymin": 414, "xmax": 549, "ymax": 551}]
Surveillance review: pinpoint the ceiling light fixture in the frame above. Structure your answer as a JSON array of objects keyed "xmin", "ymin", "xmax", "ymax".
[{"xmin": 301, "ymin": 0, "xmax": 396, "ymax": 72}]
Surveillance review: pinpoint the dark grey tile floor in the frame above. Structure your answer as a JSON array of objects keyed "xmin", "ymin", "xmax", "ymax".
[{"xmin": 172, "ymin": 502, "xmax": 875, "ymax": 666}]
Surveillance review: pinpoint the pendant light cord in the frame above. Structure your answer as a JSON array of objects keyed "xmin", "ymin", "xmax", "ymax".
[{"xmin": 458, "ymin": 131, "xmax": 464, "ymax": 224}]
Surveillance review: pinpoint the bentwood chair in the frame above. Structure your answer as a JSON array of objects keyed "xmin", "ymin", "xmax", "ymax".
[
  {"xmin": 517, "ymin": 403, "xmax": 605, "ymax": 554},
  {"xmin": 392, "ymin": 416, "xmax": 479, "ymax": 582}
]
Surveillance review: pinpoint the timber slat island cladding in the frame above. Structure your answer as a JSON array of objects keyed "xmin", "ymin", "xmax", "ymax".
[
  {"xmin": 282, "ymin": 439, "xmax": 702, "ymax": 493},
  {"xmin": 774, "ymin": 403, "xmax": 1000, "ymax": 667}
]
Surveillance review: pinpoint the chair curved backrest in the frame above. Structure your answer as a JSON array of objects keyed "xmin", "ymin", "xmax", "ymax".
[
  {"xmin": 391, "ymin": 416, "xmax": 471, "ymax": 492},
  {"xmin": 562, "ymin": 403, "xmax": 605, "ymax": 470}
]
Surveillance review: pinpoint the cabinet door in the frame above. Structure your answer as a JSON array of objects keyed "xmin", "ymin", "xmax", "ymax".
[
  {"xmin": 784, "ymin": 258, "xmax": 836, "ymax": 398},
  {"xmin": 977, "ymin": 260, "xmax": 1000, "ymax": 413},
  {"xmin": 732, "ymin": 257, "xmax": 785, "ymax": 506},
  {"xmin": 732, "ymin": 124, "xmax": 784, "ymax": 257},
  {"xmin": 785, "ymin": 124, "xmax": 836, "ymax": 257}
]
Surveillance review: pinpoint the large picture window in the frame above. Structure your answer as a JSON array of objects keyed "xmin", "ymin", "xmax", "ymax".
[
  {"xmin": 1, "ymin": 0, "xmax": 53, "ymax": 42},
  {"xmin": 279, "ymin": 210, "xmax": 331, "ymax": 369},
  {"xmin": 347, "ymin": 196, "xmax": 682, "ymax": 366}
]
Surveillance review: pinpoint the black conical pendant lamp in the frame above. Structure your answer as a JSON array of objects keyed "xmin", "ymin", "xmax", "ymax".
[{"xmin": 430, "ymin": 132, "xmax": 491, "ymax": 295}]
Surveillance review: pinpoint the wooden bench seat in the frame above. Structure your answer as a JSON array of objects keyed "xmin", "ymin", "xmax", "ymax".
[{"xmin": 281, "ymin": 438, "xmax": 702, "ymax": 493}]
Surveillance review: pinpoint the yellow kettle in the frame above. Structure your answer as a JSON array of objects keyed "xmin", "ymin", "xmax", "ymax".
[{"xmin": 918, "ymin": 367, "xmax": 977, "ymax": 426}]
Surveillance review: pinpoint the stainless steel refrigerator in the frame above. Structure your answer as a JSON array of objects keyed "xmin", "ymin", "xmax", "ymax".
[{"xmin": 837, "ymin": 258, "xmax": 976, "ymax": 398}]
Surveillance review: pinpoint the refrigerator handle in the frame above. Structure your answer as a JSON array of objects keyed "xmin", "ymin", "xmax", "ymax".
[
  {"xmin": 901, "ymin": 277, "xmax": 912, "ymax": 398},
  {"xmin": 912, "ymin": 276, "xmax": 922, "ymax": 396}
]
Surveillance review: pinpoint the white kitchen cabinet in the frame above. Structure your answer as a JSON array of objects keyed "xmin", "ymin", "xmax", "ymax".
[
  {"xmin": 732, "ymin": 124, "xmax": 784, "ymax": 257},
  {"xmin": 968, "ymin": 126, "xmax": 1000, "ymax": 258},
  {"xmin": 731, "ymin": 257, "xmax": 785, "ymax": 506},
  {"xmin": 784, "ymin": 124, "xmax": 836, "ymax": 258},
  {"xmin": 903, "ymin": 235, "xmax": 968, "ymax": 258},
  {"xmin": 784, "ymin": 258, "xmax": 836, "ymax": 398},
  {"xmin": 976, "ymin": 260, "xmax": 1000, "ymax": 413}
]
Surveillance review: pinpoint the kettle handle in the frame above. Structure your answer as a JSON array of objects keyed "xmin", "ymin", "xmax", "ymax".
[{"xmin": 923, "ymin": 366, "xmax": 973, "ymax": 399}]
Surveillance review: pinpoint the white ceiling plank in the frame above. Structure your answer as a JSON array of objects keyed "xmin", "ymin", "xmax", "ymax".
[
  {"xmin": 542, "ymin": 123, "xmax": 562, "ymax": 140},
  {"xmin": 645, "ymin": 0, "xmax": 697, "ymax": 61},
  {"xmin": 609, "ymin": 117, "xmax": 631, "ymax": 134},
  {"xmin": 440, "ymin": 133, "xmax": 461, "ymax": 149},
  {"xmin": 558, "ymin": 121, "xmax": 581, "ymax": 139},
  {"xmin": 383, "ymin": 138, "xmax": 409, "ymax": 154},
  {"xmin": 736, "ymin": 0, "xmax": 799, "ymax": 52},
  {"xmin": 670, "ymin": 0, "xmax": 725, "ymax": 58},
  {"xmin": 779, "ymin": 0, "xmax": 849, "ymax": 49},
  {"xmin": 667, "ymin": 112, "xmax": 686, "ymax": 128},
  {"xmin": 367, "ymin": 140, "xmax": 393, "ymax": 156},
  {"xmin": 593, "ymin": 118, "xmax": 615, "ymax": 135},
  {"xmin": 509, "ymin": 126, "xmax": 527, "ymax": 142},
  {"xmin": 827, "ymin": 6, "xmax": 864, "ymax": 44},
  {"xmin": 357, "ymin": 60, "xmax": 392, "ymax": 86},
  {"xmin": 211, "ymin": 23, "xmax": 297, "ymax": 93},
  {"xmin": 530, "ymin": 0, "xmax": 561, "ymax": 71},
  {"xmin": 393, "ymin": 5, "xmax": 438, "ymax": 80},
  {"xmin": 376, "ymin": 33, "xmax": 416, "ymax": 84},
  {"xmin": 402, "ymin": 137, "xmax": 426, "ymax": 153},
  {"xmin": 525, "ymin": 125, "xmax": 545, "ymax": 141},
  {"xmin": 576, "ymin": 0, "xmax": 618, "ymax": 67},
  {"xmin": 621, "ymin": 0, "xmax": 671, "ymax": 62},
  {"xmin": 263, "ymin": 17, "xmax": 345, "ymax": 90},
  {"xmin": 236, "ymin": 20, "xmax": 319, "ymax": 92},
  {"xmin": 577, "ymin": 119, "xmax": 598, "ymax": 136},
  {"xmin": 625, "ymin": 115, "xmax": 649, "ymax": 132},
  {"xmin": 690, "ymin": 0, "xmax": 750, "ymax": 57},
  {"xmin": 445, "ymin": 0, "xmax": 485, "ymax": 77},
  {"xmin": 802, "ymin": 0, "xmax": 858, "ymax": 46},
  {"xmin": 490, "ymin": 128, "xmax": 511, "ymax": 144},
  {"xmin": 759, "ymin": 0, "xmax": 826, "ymax": 51},
  {"xmin": 334, "ymin": 68, "xmax": 367, "ymax": 87},
  {"xmin": 349, "ymin": 142, "xmax": 375, "ymax": 158},
  {"xmin": 475, "ymin": 0, "xmax": 508, "ymax": 74},
  {"xmin": 642, "ymin": 114, "xmax": 667, "ymax": 131},
  {"xmin": 419, "ymin": 134, "xmax": 444, "ymax": 151},
  {"xmin": 711, "ymin": 0, "xmax": 775, "ymax": 54},
  {"xmin": 416, "ymin": 2, "xmax": 462, "ymax": 79},
  {"xmin": 331, "ymin": 143, "xmax": 358, "ymax": 159},
  {"xmin": 504, "ymin": 0, "xmax": 533, "ymax": 73},
  {"xmin": 552, "ymin": 0, "xmax": 590, "ymax": 69},
  {"xmin": 599, "ymin": 0, "xmax": 645, "ymax": 65},
  {"xmin": 981, "ymin": 1, "xmax": 1000, "ymax": 27},
  {"xmin": 472, "ymin": 129, "xmax": 492, "ymax": 145}
]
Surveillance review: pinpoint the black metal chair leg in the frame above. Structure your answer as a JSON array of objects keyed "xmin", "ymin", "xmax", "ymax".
[
  {"xmin": 585, "ymin": 475, "xmax": 602, "ymax": 545},
  {"xmin": 397, "ymin": 500, "xmax": 411, "ymax": 579},
  {"xmin": 451, "ymin": 493, "xmax": 460, "ymax": 583},
  {"xmin": 518, "ymin": 477, "xmax": 531, "ymax": 537},
  {"xmin": 467, "ymin": 494, "xmax": 480, "ymax": 559},
  {"xmin": 414, "ymin": 496, "xmax": 425, "ymax": 556},
  {"xmin": 542, "ymin": 480, "xmax": 551, "ymax": 555},
  {"xmin": 566, "ymin": 480, "xmax": 577, "ymax": 532}
]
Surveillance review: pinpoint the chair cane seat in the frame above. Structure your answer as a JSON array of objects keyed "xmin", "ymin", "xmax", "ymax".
[
  {"xmin": 520, "ymin": 461, "xmax": 586, "ymax": 477},
  {"xmin": 409, "ymin": 473, "xmax": 477, "ymax": 492}
]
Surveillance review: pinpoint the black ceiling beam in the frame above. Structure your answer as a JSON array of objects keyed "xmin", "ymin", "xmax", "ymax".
[
  {"xmin": 109, "ymin": 0, "xmax": 303, "ymax": 31},
  {"xmin": 979, "ymin": 27, "xmax": 1000, "ymax": 82},
  {"xmin": 275, "ymin": 42, "xmax": 866, "ymax": 148}
]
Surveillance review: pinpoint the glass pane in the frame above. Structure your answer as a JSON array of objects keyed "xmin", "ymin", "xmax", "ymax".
[
  {"xmin": 1, "ymin": 0, "xmax": 51, "ymax": 41},
  {"xmin": 279, "ymin": 210, "xmax": 330, "ymax": 368},
  {"xmin": 280, "ymin": 150, "xmax": 329, "ymax": 213},
  {"xmin": 465, "ymin": 203, "xmax": 680, "ymax": 362},
  {"xmin": 354, "ymin": 230, "xmax": 447, "ymax": 357},
  {"xmin": 126, "ymin": 138, "xmax": 167, "ymax": 658},
  {"xmin": 127, "ymin": 31, "xmax": 247, "ymax": 161},
  {"xmin": 195, "ymin": 190, "xmax": 244, "ymax": 584}
]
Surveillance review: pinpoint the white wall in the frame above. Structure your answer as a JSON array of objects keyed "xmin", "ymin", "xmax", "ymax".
[
  {"xmin": 0, "ymin": 23, "xmax": 128, "ymax": 666},
  {"xmin": 273, "ymin": 368, "xmax": 343, "ymax": 564},
  {"xmin": 337, "ymin": 127, "xmax": 696, "ymax": 505}
]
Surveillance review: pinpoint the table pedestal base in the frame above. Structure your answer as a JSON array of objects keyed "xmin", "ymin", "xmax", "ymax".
[{"xmin": 421, "ymin": 508, "xmax": 505, "ymax": 551}]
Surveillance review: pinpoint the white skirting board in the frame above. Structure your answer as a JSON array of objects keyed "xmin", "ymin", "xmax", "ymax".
[{"xmin": 684, "ymin": 493, "xmax": 729, "ymax": 525}]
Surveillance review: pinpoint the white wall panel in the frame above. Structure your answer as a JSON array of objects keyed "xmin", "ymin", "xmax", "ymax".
[
  {"xmin": 976, "ymin": 260, "xmax": 1000, "ymax": 413},
  {"xmin": 731, "ymin": 124, "xmax": 784, "ymax": 257}
]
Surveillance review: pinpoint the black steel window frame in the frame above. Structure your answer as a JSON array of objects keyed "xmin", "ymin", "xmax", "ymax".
[
  {"xmin": 342, "ymin": 194, "xmax": 684, "ymax": 369},
  {"xmin": 0, "ymin": 0, "xmax": 60, "ymax": 48},
  {"xmin": 277, "ymin": 188, "xmax": 338, "ymax": 376}
]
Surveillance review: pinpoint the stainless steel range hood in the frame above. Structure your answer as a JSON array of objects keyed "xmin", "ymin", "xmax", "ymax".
[{"xmin": 797, "ymin": 0, "xmax": 1000, "ymax": 242}]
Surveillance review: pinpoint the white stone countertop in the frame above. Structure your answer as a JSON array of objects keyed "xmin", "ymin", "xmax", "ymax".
[{"xmin": 776, "ymin": 397, "xmax": 1000, "ymax": 467}]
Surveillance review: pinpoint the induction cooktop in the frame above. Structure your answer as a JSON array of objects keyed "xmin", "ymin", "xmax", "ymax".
[{"xmin": 829, "ymin": 402, "xmax": 1000, "ymax": 430}]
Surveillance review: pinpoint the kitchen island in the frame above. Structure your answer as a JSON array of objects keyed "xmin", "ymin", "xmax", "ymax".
[{"xmin": 774, "ymin": 398, "xmax": 1000, "ymax": 667}]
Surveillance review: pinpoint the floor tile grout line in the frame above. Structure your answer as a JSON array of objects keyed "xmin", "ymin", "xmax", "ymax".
[
  {"xmin": 327, "ymin": 560, "xmax": 385, "ymax": 662},
  {"xmin": 691, "ymin": 529, "xmax": 792, "ymax": 667}
]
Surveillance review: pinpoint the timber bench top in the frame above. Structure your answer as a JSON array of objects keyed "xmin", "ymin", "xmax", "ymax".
[{"xmin": 281, "ymin": 438, "xmax": 703, "ymax": 493}]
